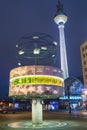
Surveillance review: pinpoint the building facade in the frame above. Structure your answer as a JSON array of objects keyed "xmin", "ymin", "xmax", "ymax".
[{"xmin": 80, "ymin": 41, "xmax": 87, "ymax": 87}]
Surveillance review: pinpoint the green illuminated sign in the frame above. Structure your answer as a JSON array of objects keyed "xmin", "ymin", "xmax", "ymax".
[{"xmin": 10, "ymin": 75, "xmax": 63, "ymax": 87}]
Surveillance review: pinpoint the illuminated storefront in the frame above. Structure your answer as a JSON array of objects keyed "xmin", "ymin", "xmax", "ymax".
[
  {"xmin": 82, "ymin": 88, "xmax": 87, "ymax": 108},
  {"xmin": 59, "ymin": 77, "xmax": 83, "ymax": 110}
]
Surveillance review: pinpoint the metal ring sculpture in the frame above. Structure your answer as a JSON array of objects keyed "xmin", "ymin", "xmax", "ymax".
[{"xmin": 16, "ymin": 32, "xmax": 58, "ymax": 66}]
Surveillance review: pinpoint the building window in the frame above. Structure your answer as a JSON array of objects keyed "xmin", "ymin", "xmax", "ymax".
[
  {"xmin": 84, "ymin": 61, "xmax": 87, "ymax": 65},
  {"xmin": 83, "ymin": 54, "xmax": 85, "ymax": 58},
  {"xmin": 85, "ymin": 46, "xmax": 87, "ymax": 49},
  {"xmin": 85, "ymin": 75, "xmax": 87, "ymax": 79},
  {"xmin": 84, "ymin": 61, "xmax": 86, "ymax": 65},
  {"xmin": 84, "ymin": 68, "xmax": 87, "ymax": 71},
  {"xmin": 82, "ymin": 47, "xmax": 84, "ymax": 51}
]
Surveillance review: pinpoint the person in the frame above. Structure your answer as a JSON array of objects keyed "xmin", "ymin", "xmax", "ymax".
[
  {"xmin": 86, "ymin": 103, "xmax": 87, "ymax": 110},
  {"xmin": 69, "ymin": 102, "xmax": 71, "ymax": 114}
]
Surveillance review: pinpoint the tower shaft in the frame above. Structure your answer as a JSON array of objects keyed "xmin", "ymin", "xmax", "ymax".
[{"xmin": 58, "ymin": 24, "xmax": 69, "ymax": 79}]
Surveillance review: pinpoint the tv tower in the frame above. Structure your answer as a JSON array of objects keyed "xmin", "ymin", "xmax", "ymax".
[{"xmin": 54, "ymin": 0, "xmax": 69, "ymax": 79}]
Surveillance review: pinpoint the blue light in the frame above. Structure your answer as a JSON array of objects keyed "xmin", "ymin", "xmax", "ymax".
[{"xmin": 59, "ymin": 96, "xmax": 82, "ymax": 100}]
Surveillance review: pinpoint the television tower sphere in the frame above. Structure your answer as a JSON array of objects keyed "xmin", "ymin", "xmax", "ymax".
[{"xmin": 54, "ymin": 13, "xmax": 67, "ymax": 25}]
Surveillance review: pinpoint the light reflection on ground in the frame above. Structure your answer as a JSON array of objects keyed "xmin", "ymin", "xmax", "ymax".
[
  {"xmin": 8, "ymin": 121, "xmax": 67, "ymax": 128},
  {"xmin": 0, "ymin": 119, "xmax": 87, "ymax": 130}
]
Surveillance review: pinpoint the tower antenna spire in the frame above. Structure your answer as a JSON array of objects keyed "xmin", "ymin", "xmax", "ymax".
[{"xmin": 58, "ymin": 0, "xmax": 61, "ymax": 4}]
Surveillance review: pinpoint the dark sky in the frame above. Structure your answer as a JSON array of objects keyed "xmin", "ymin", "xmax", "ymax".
[{"xmin": 0, "ymin": 0, "xmax": 87, "ymax": 98}]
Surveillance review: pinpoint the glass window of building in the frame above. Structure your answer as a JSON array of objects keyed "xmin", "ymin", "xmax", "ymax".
[
  {"xmin": 83, "ymin": 54, "xmax": 85, "ymax": 58},
  {"xmin": 82, "ymin": 47, "xmax": 84, "ymax": 51},
  {"xmin": 84, "ymin": 68, "xmax": 87, "ymax": 71},
  {"xmin": 85, "ymin": 75, "xmax": 87, "ymax": 79},
  {"xmin": 84, "ymin": 61, "xmax": 86, "ymax": 65},
  {"xmin": 85, "ymin": 46, "xmax": 87, "ymax": 49}
]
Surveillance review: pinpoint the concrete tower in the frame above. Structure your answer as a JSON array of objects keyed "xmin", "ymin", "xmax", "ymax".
[{"xmin": 54, "ymin": 0, "xmax": 69, "ymax": 79}]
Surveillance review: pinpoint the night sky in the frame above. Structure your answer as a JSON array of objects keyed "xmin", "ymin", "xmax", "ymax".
[{"xmin": 0, "ymin": 0, "xmax": 87, "ymax": 98}]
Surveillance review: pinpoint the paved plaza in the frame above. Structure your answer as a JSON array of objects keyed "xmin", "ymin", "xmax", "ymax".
[{"xmin": 0, "ymin": 110, "xmax": 87, "ymax": 130}]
